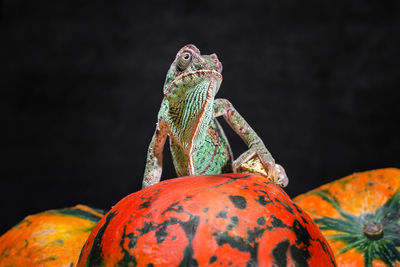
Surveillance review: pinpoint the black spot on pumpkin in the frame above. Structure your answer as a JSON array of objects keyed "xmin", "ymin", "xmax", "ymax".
[
  {"xmin": 270, "ymin": 215, "xmax": 287, "ymax": 228},
  {"xmin": 246, "ymin": 226, "xmax": 266, "ymax": 243},
  {"xmin": 256, "ymin": 195, "xmax": 272, "ymax": 206},
  {"xmin": 84, "ymin": 211, "xmax": 116, "ymax": 266},
  {"xmin": 216, "ymin": 211, "xmax": 228, "ymax": 219},
  {"xmin": 226, "ymin": 216, "xmax": 239, "ymax": 231},
  {"xmin": 246, "ymin": 260, "xmax": 257, "ymax": 267},
  {"xmin": 272, "ymin": 239, "xmax": 289, "ymax": 267},
  {"xmin": 231, "ymin": 216, "xmax": 239, "ymax": 224},
  {"xmin": 208, "ymin": 179, "xmax": 237, "ymax": 189},
  {"xmin": 180, "ymin": 215, "xmax": 200, "ymax": 236},
  {"xmin": 179, "ymin": 246, "xmax": 199, "ymax": 267},
  {"xmin": 203, "ymin": 207, "xmax": 209, "ymax": 212},
  {"xmin": 125, "ymin": 232, "xmax": 137, "ymax": 249},
  {"xmin": 163, "ymin": 201, "xmax": 186, "ymax": 214},
  {"xmin": 147, "ymin": 264, "xmax": 154, "ymax": 267},
  {"xmin": 226, "ymin": 225, "xmax": 234, "ymax": 231},
  {"xmin": 290, "ymin": 244, "xmax": 310, "ymax": 266},
  {"xmin": 300, "ymin": 215, "xmax": 309, "ymax": 225},
  {"xmin": 274, "ymin": 198, "xmax": 294, "ymax": 213},
  {"xmin": 229, "ymin": 195, "xmax": 247, "ymax": 209},
  {"xmin": 117, "ymin": 252, "xmax": 137, "ymax": 266},
  {"xmin": 137, "ymin": 221, "xmax": 157, "ymax": 235},
  {"xmin": 136, "ymin": 214, "xmax": 201, "ymax": 265},
  {"xmin": 220, "ymin": 174, "xmax": 253, "ymax": 180},
  {"xmin": 293, "ymin": 203, "xmax": 306, "ymax": 215},
  {"xmin": 155, "ymin": 224, "xmax": 169, "ymax": 244},
  {"xmin": 209, "ymin": 255, "xmax": 218, "ymax": 264},
  {"xmin": 118, "ymin": 225, "xmax": 138, "ymax": 265},
  {"xmin": 315, "ymin": 238, "xmax": 336, "ymax": 265},
  {"xmin": 292, "ymin": 219, "xmax": 311, "ymax": 247},
  {"xmin": 214, "ymin": 231, "xmax": 252, "ymax": 253},
  {"xmin": 257, "ymin": 217, "xmax": 266, "ymax": 226},
  {"xmin": 178, "ymin": 215, "xmax": 200, "ymax": 267},
  {"xmin": 139, "ymin": 201, "xmax": 151, "ymax": 209}
]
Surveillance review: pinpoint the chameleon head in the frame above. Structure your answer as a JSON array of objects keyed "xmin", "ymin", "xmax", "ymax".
[{"xmin": 163, "ymin": 44, "xmax": 223, "ymax": 96}]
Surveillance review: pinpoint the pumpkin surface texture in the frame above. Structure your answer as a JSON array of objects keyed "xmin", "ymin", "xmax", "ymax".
[
  {"xmin": 77, "ymin": 173, "xmax": 336, "ymax": 267},
  {"xmin": 294, "ymin": 168, "xmax": 400, "ymax": 267},
  {"xmin": 0, "ymin": 204, "xmax": 104, "ymax": 267}
]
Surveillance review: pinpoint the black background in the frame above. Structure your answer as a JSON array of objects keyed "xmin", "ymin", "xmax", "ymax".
[{"xmin": 1, "ymin": 0, "xmax": 399, "ymax": 234}]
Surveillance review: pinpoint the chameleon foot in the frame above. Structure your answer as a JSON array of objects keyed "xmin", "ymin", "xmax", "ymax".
[
  {"xmin": 236, "ymin": 156, "xmax": 289, "ymax": 187},
  {"xmin": 233, "ymin": 148, "xmax": 275, "ymax": 176}
]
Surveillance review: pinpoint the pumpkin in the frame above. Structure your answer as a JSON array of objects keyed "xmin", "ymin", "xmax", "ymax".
[
  {"xmin": 77, "ymin": 174, "xmax": 336, "ymax": 266},
  {"xmin": 0, "ymin": 204, "xmax": 105, "ymax": 267},
  {"xmin": 293, "ymin": 168, "xmax": 400, "ymax": 267}
]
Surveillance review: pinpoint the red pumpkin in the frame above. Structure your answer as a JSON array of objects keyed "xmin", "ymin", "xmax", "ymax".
[{"xmin": 77, "ymin": 174, "xmax": 336, "ymax": 266}]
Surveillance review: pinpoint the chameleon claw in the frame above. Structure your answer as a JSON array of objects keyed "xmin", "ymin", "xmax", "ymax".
[
  {"xmin": 236, "ymin": 155, "xmax": 289, "ymax": 187},
  {"xmin": 234, "ymin": 149, "xmax": 276, "ymax": 176},
  {"xmin": 232, "ymin": 148, "xmax": 273, "ymax": 174},
  {"xmin": 271, "ymin": 164, "xmax": 289, "ymax": 187}
]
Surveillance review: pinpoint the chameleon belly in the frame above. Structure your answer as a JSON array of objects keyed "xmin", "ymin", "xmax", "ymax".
[{"xmin": 170, "ymin": 119, "xmax": 232, "ymax": 176}]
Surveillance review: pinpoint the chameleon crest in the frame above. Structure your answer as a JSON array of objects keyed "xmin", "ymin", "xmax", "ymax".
[{"xmin": 143, "ymin": 44, "xmax": 288, "ymax": 188}]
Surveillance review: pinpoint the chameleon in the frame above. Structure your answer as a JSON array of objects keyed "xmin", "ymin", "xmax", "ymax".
[{"xmin": 142, "ymin": 44, "xmax": 288, "ymax": 189}]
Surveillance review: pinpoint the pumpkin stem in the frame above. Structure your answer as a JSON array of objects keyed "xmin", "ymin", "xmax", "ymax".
[{"xmin": 363, "ymin": 222, "xmax": 383, "ymax": 240}]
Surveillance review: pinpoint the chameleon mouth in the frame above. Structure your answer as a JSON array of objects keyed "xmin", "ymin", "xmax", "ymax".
[{"xmin": 164, "ymin": 70, "xmax": 222, "ymax": 95}]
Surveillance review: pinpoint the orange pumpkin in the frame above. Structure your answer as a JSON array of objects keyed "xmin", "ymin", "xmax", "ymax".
[
  {"xmin": 294, "ymin": 168, "xmax": 400, "ymax": 267},
  {"xmin": 0, "ymin": 204, "xmax": 104, "ymax": 267},
  {"xmin": 77, "ymin": 174, "xmax": 336, "ymax": 266}
]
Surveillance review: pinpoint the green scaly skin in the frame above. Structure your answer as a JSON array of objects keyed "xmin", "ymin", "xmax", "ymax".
[{"xmin": 143, "ymin": 44, "xmax": 288, "ymax": 188}]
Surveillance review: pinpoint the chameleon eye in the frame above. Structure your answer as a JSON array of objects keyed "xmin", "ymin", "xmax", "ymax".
[{"xmin": 176, "ymin": 52, "xmax": 192, "ymax": 72}]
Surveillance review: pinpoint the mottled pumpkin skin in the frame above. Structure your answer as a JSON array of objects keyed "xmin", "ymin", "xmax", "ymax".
[
  {"xmin": 0, "ymin": 204, "xmax": 104, "ymax": 267},
  {"xmin": 294, "ymin": 168, "xmax": 400, "ymax": 267},
  {"xmin": 78, "ymin": 174, "xmax": 335, "ymax": 267}
]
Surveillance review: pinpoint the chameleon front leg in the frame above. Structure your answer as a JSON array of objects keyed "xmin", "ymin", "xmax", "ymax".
[
  {"xmin": 143, "ymin": 121, "xmax": 168, "ymax": 188},
  {"xmin": 213, "ymin": 98, "xmax": 289, "ymax": 187}
]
